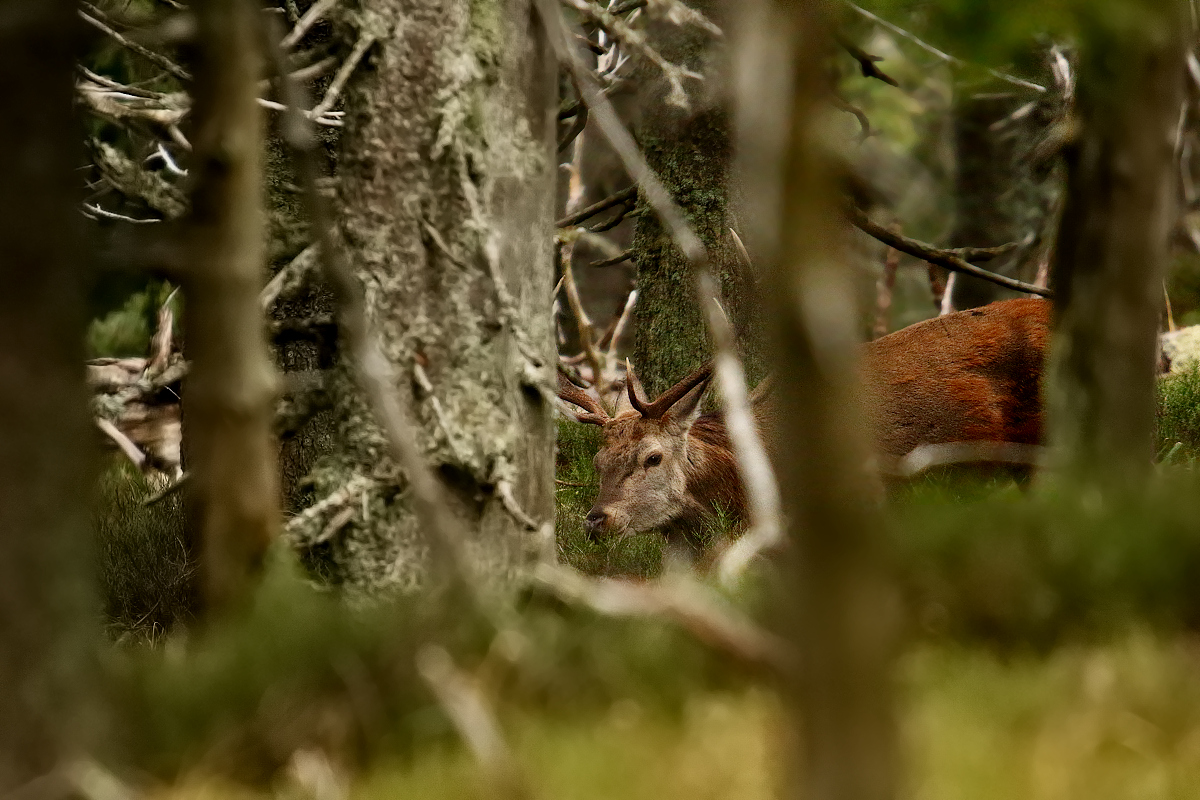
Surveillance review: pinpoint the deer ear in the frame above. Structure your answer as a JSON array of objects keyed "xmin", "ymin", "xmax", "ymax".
[{"xmin": 662, "ymin": 374, "xmax": 710, "ymax": 432}]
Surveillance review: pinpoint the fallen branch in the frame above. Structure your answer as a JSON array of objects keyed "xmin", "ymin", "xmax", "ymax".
[{"xmin": 847, "ymin": 205, "xmax": 1053, "ymax": 297}]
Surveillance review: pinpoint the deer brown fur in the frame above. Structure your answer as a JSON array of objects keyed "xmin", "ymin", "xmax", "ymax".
[{"xmin": 560, "ymin": 298, "xmax": 1051, "ymax": 542}]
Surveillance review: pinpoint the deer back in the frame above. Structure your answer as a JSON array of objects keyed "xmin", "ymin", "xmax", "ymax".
[{"xmin": 861, "ymin": 298, "xmax": 1051, "ymax": 460}]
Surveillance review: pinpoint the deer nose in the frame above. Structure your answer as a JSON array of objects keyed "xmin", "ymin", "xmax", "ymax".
[{"xmin": 584, "ymin": 509, "xmax": 609, "ymax": 537}]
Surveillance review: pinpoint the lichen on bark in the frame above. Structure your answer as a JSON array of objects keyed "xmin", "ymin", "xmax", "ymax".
[{"xmin": 290, "ymin": 0, "xmax": 556, "ymax": 594}]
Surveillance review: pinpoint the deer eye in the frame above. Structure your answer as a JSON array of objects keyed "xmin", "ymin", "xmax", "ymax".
[{"xmin": 644, "ymin": 453, "xmax": 663, "ymax": 468}]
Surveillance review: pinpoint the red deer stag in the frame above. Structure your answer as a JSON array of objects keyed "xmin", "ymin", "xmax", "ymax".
[{"xmin": 558, "ymin": 298, "xmax": 1051, "ymax": 546}]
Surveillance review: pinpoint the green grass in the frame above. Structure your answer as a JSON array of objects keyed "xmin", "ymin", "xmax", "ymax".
[{"xmin": 95, "ymin": 458, "xmax": 193, "ymax": 641}]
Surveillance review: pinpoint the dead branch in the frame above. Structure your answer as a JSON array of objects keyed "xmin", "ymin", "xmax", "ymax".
[
  {"xmin": 843, "ymin": 0, "xmax": 1045, "ymax": 93},
  {"xmin": 532, "ymin": 564, "xmax": 795, "ymax": 674},
  {"xmin": 280, "ymin": 0, "xmax": 341, "ymax": 50},
  {"xmin": 310, "ymin": 30, "xmax": 377, "ymax": 118},
  {"xmin": 96, "ymin": 418, "xmax": 147, "ymax": 471},
  {"xmin": 588, "ymin": 248, "xmax": 632, "ymax": 267},
  {"xmin": 79, "ymin": 8, "xmax": 191, "ymax": 81},
  {"xmin": 555, "ymin": 186, "xmax": 638, "ymax": 228},
  {"xmin": 847, "ymin": 205, "xmax": 1053, "ymax": 297}
]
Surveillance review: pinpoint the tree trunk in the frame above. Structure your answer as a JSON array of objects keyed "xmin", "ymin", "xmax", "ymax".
[
  {"xmin": 182, "ymin": 0, "xmax": 280, "ymax": 611},
  {"xmin": 631, "ymin": 1, "xmax": 762, "ymax": 397},
  {"xmin": 0, "ymin": 2, "xmax": 97, "ymax": 787},
  {"xmin": 946, "ymin": 81, "xmax": 1049, "ymax": 310},
  {"xmin": 737, "ymin": 3, "xmax": 899, "ymax": 799},
  {"xmin": 1047, "ymin": 7, "xmax": 1185, "ymax": 481},
  {"xmin": 287, "ymin": 0, "xmax": 557, "ymax": 592}
]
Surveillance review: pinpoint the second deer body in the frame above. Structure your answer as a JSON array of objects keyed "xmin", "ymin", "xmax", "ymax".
[{"xmin": 559, "ymin": 298, "xmax": 1052, "ymax": 543}]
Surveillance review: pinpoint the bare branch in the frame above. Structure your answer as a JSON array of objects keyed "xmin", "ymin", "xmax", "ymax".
[
  {"xmin": 555, "ymin": 185, "xmax": 638, "ymax": 228},
  {"xmin": 847, "ymin": 205, "xmax": 1053, "ymax": 297},
  {"xmin": 843, "ymin": 1, "xmax": 1045, "ymax": 92},
  {"xmin": 96, "ymin": 418, "xmax": 147, "ymax": 471},
  {"xmin": 837, "ymin": 35, "xmax": 899, "ymax": 87},
  {"xmin": 310, "ymin": 30, "xmax": 377, "ymax": 118},
  {"xmin": 533, "ymin": 564, "xmax": 796, "ymax": 674},
  {"xmin": 78, "ymin": 10, "xmax": 191, "ymax": 82},
  {"xmin": 587, "ymin": 248, "xmax": 632, "ymax": 267},
  {"xmin": 280, "ymin": 0, "xmax": 341, "ymax": 50}
]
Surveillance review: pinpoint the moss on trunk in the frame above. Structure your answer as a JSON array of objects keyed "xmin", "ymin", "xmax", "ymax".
[{"xmin": 630, "ymin": 2, "xmax": 762, "ymax": 397}]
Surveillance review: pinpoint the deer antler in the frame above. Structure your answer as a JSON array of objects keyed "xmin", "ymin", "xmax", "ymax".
[
  {"xmin": 557, "ymin": 371, "xmax": 611, "ymax": 425},
  {"xmin": 625, "ymin": 360, "xmax": 714, "ymax": 420},
  {"xmin": 624, "ymin": 359, "xmax": 652, "ymax": 417}
]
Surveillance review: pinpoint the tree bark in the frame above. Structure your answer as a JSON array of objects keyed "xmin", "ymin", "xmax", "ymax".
[
  {"xmin": 1047, "ymin": 6, "xmax": 1185, "ymax": 481},
  {"xmin": 182, "ymin": 0, "xmax": 280, "ymax": 611},
  {"xmin": 737, "ymin": 3, "xmax": 899, "ymax": 799},
  {"xmin": 0, "ymin": 1, "xmax": 97, "ymax": 787},
  {"xmin": 288, "ymin": 0, "xmax": 556, "ymax": 592},
  {"xmin": 631, "ymin": 1, "xmax": 762, "ymax": 397}
]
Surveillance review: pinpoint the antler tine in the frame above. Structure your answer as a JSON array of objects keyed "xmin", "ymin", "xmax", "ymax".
[
  {"xmin": 624, "ymin": 358, "xmax": 652, "ymax": 416},
  {"xmin": 644, "ymin": 361, "xmax": 714, "ymax": 419},
  {"xmin": 557, "ymin": 371, "xmax": 611, "ymax": 425}
]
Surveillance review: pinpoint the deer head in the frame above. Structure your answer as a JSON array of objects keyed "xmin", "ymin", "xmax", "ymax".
[{"xmin": 558, "ymin": 362, "xmax": 714, "ymax": 538}]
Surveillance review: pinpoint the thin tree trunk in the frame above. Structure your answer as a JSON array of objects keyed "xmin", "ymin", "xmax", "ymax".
[
  {"xmin": 1048, "ymin": 6, "xmax": 1185, "ymax": 481},
  {"xmin": 632, "ymin": 1, "xmax": 762, "ymax": 397},
  {"xmin": 737, "ymin": 3, "xmax": 899, "ymax": 799},
  {"xmin": 946, "ymin": 82, "xmax": 1047, "ymax": 310},
  {"xmin": 0, "ymin": 1, "xmax": 97, "ymax": 787},
  {"xmin": 182, "ymin": 0, "xmax": 280, "ymax": 611},
  {"xmin": 289, "ymin": 0, "xmax": 556, "ymax": 593}
]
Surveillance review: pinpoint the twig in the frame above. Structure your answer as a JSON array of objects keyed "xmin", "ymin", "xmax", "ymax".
[
  {"xmin": 538, "ymin": 0, "xmax": 783, "ymax": 586},
  {"xmin": 78, "ymin": 11, "xmax": 191, "ymax": 82},
  {"xmin": 837, "ymin": 36, "xmax": 899, "ymax": 87},
  {"xmin": 82, "ymin": 204, "xmax": 162, "ymax": 224},
  {"xmin": 311, "ymin": 30, "xmax": 377, "ymax": 118},
  {"xmin": 847, "ymin": 205, "xmax": 1053, "ymax": 297},
  {"xmin": 532, "ymin": 564, "xmax": 795, "ymax": 673},
  {"xmin": 264, "ymin": 14, "xmax": 484, "ymax": 610},
  {"xmin": 842, "ymin": 1, "xmax": 1045, "ymax": 93},
  {"xmin": 280, "ymin": 0, "xmax": 341, "ymax": 50},
  {"xmin": 588, "ymin": 248, "xmax": 632, "ymax": 267},
  {"xmin": 555, "ymin": 185, "xmax": 638, "ymax": 228}
]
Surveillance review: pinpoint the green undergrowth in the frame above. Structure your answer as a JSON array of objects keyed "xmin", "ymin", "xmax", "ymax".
[
  {"xmin": 893, "ymin": 469, "xmax": 1200, "ymax": 647},
  {"xmin": 152, "ymin": 632, "xmax": 1200, "ymax": 800},
  {"xmin": 107, "ymin": 548, "xmax": 747, "ymax": 781},
  {"xmin": 1157, "ymin": 362, "xmax": 1200, "ymax": 462}
]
